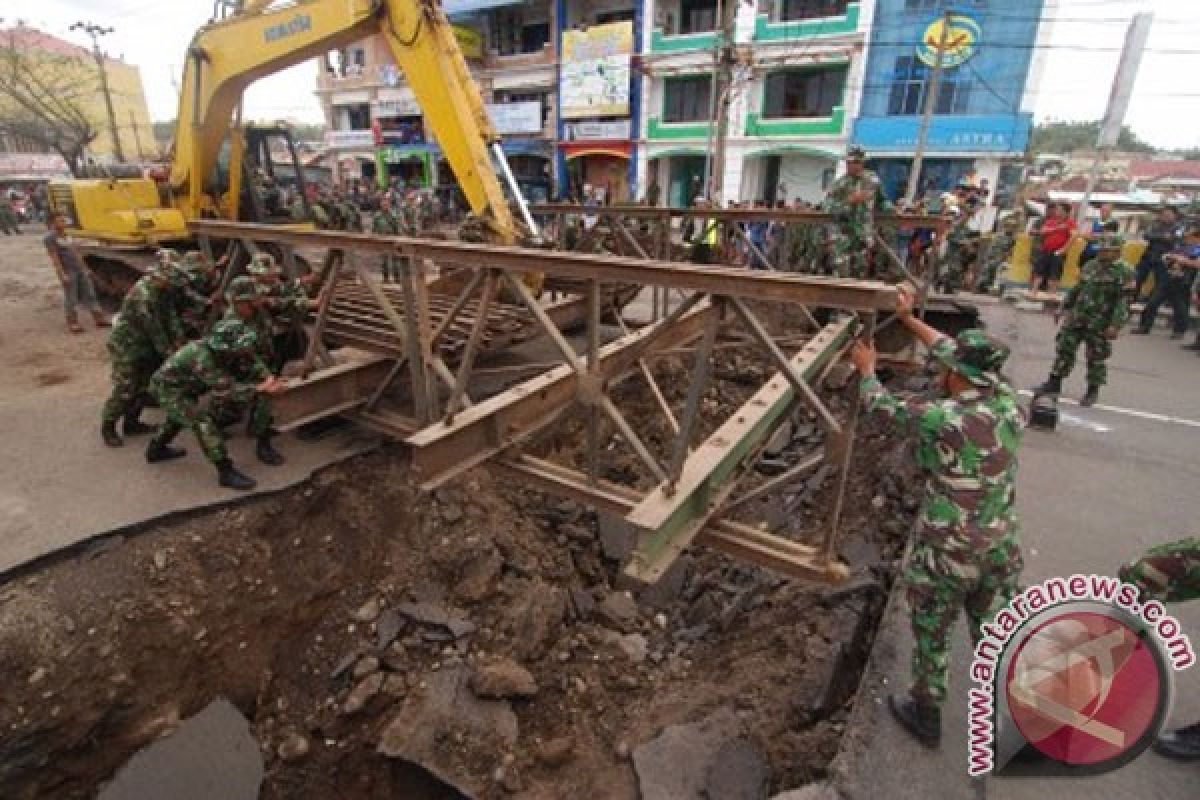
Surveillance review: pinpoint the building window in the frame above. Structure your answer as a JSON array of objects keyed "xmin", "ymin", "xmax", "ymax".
[
  {"xmin": 663, "ymin": 75, "xmax": 713, "ymax": 123},
  {"xmin": 680, "ymin": 0, "xmax": 718, "ymax": 33},
  {"xmin": 490, "ymin": 4, "xmax": 551, "ymax": 56},
  {"xmin": 762, "ymin": 67, "xmax": 846, "ymax": 119},
  {"xmin": 338, "ymin": 103, "xmax": 371, "ymax": 130},
  {"xmin": 780, "ymin": 0, "xmax": 849, "ymax": 23},
  {"xmin": 887, "ymin": 57, "xmax": 969, "ymax": 115}
]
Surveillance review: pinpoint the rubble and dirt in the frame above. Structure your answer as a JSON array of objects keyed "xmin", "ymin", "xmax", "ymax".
[{"xmin": 0, "ymin": 271, "xmax": 925, "ymax": 798}]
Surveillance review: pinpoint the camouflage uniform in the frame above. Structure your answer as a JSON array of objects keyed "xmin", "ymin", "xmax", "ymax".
[
  {"xmin": 938, "ymin": 215, "xmax": 973, "ymax": 293},
  {"xmin": 861, "ymin": 331, "xmax": 1024, "ymax": 706},
  {"xmin": 147, "ymin": 320, "xmax": 272, "ymax": 466},
  {"xmin": 1049, "ymin": 249, "xmax": 1133, "ymax": 388},
  {"xmin": 245, "ymin": 254, "xmax": 310, "ymax": 372},
  {"xmin": 0, "ymin": 194, "xmax": 19, "ymax": 235},
  {"xmin": 976, "ymin": 229, "xmax": 1015, "ymax": 293},
  {"xmin": 100, "ymin": 264, "xmax": 188, "ymax": 429},
  {"xmin": 372, "ymin": 207, "xmax": 403, "ymax": 282},
  {"xmin": 1119, "ymin": 537, "xmax": 1200, "ymax": 603},
  {"xmin": 823, "ymin": 151, "xmax": 891, "ymax": 279},
  {"xmin": 178, "ymin": 251, "xmax": 218, "ymax": 337}
]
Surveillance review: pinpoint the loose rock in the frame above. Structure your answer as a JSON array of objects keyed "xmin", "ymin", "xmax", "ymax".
[
  {"xmin": 470, "ymin": 658, "xmax": 538, "ymax": 700},
  {"xmin": 276, "ymin": 732, "xmax": 310, "ymax": 763}
]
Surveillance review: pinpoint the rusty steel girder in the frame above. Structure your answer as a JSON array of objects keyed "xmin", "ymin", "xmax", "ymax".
[{"xmin": 190, "ymin": 220, "xmax": 895, "ymax": 586}]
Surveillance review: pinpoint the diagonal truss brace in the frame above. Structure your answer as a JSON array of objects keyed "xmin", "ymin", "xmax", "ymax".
[{"xmin": 623, "ymin": 317, "xmax": 856, "ymax": 585}]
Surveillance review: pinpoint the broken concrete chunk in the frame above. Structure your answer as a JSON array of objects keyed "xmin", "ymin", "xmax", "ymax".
[
  {"xmin": 394, "ymin": 601, "xmax": 476, "ymax": 639},
  {"xmin": 705, "ymin": 738, "xmax": 770, "ymax": 800},
  {"xmin": 632, "ymin": 707, "xmax": 741, "ymax": 800},
  {"xmin": 596, "ymin": 591, "xmax": 639, "ymax": 632},
  {"xmin": 378, "ymin": 666, "xmax": 517, "ymax": 798},
  {"xmin": 341, "ymin": 672, "xmax": 384, "ymax": 716}
]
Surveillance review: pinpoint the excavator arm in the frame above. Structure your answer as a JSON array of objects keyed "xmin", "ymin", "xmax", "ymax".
[{"xmin": 171, "ymin": 0, "xmax": 526, "ymax": 243}]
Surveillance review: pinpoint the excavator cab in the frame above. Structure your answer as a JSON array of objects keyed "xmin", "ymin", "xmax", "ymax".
[{"xmin": 210, "ymin": 124, "xmax": 315, "ymax": 224}]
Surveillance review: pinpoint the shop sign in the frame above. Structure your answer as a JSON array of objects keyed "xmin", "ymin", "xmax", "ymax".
[
  {"xmin": 324, "ymin": 129, "xmax": 375, "ymax": 149},
  {"xmin": 487, "ymin": 101, "xmax": 543, "ymax": 134},
  {"xmin": 563, "ymin": 120, "xmax": 632, "ymax": 141}
]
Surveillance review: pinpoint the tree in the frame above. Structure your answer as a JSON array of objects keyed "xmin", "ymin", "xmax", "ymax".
[
  {"xmin": 1031, "ymin": 120, "xmax": 1156, "ymax": 156},
  {"xmin": 0, "ymin": 34, "xmax": 100, "ymax": 176}
]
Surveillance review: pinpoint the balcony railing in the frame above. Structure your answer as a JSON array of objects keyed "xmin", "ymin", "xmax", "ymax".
[{"xmin": 755, "ymin": 2, "xmax": 861, "ymax": 43}]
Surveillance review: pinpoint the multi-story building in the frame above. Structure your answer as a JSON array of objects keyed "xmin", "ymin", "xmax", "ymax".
[
  {"xmin": 852, "ymin": 0, "xmax": 1048, "ymax": 207},
  {"xmin": 640, "ymin": 0, "xmax": 874, "ymax": 207},
  {"xmin": 0, "ymin": 25, "xmax": 155, "ymax": 169},
  {"xmin": 316, "ymin": 0, "xmax": 559, "ymax": 199}
]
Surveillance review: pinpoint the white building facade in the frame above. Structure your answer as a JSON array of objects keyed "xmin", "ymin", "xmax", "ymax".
[{"xmin": 638, "ymin": 0, "xmax": 874, "ymax": 207}]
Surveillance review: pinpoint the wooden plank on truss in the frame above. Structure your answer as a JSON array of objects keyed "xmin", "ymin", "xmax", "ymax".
[{"xmin": 623, "ymin": 317, "xmax": 855, "ymax": 585}]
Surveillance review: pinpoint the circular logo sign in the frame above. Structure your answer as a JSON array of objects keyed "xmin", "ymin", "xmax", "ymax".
[
  {"xmin": 1004, "ymin": 610, "xmax": 1171, "ymax": 771},
  {"xmin": 917, "ymin": 14, "xmax": 981, "ymax": 68}
]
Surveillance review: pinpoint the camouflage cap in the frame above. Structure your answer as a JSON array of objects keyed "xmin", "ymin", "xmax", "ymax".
[
  {"xmin": 933, "ymin": 329, "xmax": 1011, "ymax": 388},
  {"xmin": 181, "ymin": 251, "xmax": 210, "ymax": 272},
  {"xmin": 226, "ymin": 275, "xmax": 261, "ymax": 303},
  {"xmin": 1096, "ymin": 234, "xmax": 1125, "ymax": 251},
  {"xmin": 845, "ymin": 146, "xmax": 866, "ymax": 162},
  {"xmin": 154, "ymin": 248, "xmax": 180, "ymax": 266},
  {"xmin": 206, "ymin": 318, "xmax": 259, "ymax": 355},
  {"xmin": 247, "ymin": 252, "xmax": 282, "ymax": 277}
]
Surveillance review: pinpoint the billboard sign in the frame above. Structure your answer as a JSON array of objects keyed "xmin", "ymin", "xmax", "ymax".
[{"xmin": 561, "ymin": 21, "xmax": 633, "ymax": 119}]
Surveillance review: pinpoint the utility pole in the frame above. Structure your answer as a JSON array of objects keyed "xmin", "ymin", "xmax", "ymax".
[
  {"xmin": 1076, "ymin": 12, "xmax": 1153, "ymax": 226},
  {"xmin": 701, "ymin": 0, "xmax": 724, "ymax": 201},
  {"xmin": 71, "ymin": 21, "xmax": 126, "ymax": 164},
  {"xmin": 903, "ymin": 10, "xmax": 953, "ymax": 206},
  {"xmin": 129, "ymin": 111, "xmax": 145, "ymax": 160}
]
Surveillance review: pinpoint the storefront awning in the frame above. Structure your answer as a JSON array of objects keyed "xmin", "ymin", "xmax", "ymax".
[
  {"xmin": 646, "ymin": 147, "xmax": 709, "ymax": 158},
  {"xmin": 559, "ymin": 141, "xmax": 632, "ymax": 161},
  {"xmin": 743, "ymin": 144, "xmax": 839, "ymax": 160}
]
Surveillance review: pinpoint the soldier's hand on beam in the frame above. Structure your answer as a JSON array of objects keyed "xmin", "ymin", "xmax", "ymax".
[
  {"xmin": 257, "ymin": 375, "xmax": 288, "ymax": 395},
  {"xmin": 895, "ymin": 283, "xmax": 916, "ymax": 316},
  {"xmin": 849, "ymin": 340, "xmax": 877, "ymax": 376}
]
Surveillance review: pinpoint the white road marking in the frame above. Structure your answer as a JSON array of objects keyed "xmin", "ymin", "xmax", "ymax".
[
  {"xmin": 1017, "ymin": 390, "xmax": 1200, "ymax": 430},
  {"xmin": 1057, "ymin": 411, "xmax": 1112, "ymax": 434}
]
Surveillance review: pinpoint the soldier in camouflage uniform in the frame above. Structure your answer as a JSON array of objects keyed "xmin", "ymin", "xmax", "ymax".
[
  {"xmin": 1034, "ymin": 235, "xmax": 1133, "ymax": 407},
  {"xmin": 244, "ymin": 252, "xmax": 316, "ymax": 373},
  {"xmin": 146, "ymin": 318, "xmax": 287, "ymax": 490},
  {"xmin": 372, "ymin": 194, "xmax": 403, "ymax": 282},
  {"xmin": 975, "ymin": 218, "xmax": 1018, "ymax": 294},
  {"xmin": 1117, "ymin": 535, "xmax": 1200, "ymax": 760},
  {"xmin": 850, "ymin": 285, "xmax": 1024, "ymax": 747},
  {"xmin": 178, "ymin": 251, "xmax": 221, "ymax": 337},
  {"xmin": 100, "ymin": 252, "xmax": 190, "ymax": 447},
  {"xmin": 0, "ymin": 192, "xmax": 20, "ymax": 235},
  {"xmin": 823, "ymin": 146, "xmax": 891, "ymax": 279},
  {"xmin": 937, "ymin": 209, "xmax": 974, "ymax": 294}
]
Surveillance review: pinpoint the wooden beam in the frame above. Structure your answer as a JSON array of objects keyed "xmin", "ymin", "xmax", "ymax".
[
  {"xmin": 623, "ymin": 318, "xmax": 855, "ymax": 584},
  {"xmin": 405, "ymin": 302, "xmax": 716, "ymax": 490},
  {"xmin": 269, "ymin": 355, "xmax": 395, "ymax": 431}
]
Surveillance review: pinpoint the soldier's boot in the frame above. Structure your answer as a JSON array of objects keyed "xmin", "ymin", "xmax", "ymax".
[
  {"xmin": 145, "ymin": 439, "xmax": 187, "ymax": 463},
  {"xmin": 1080, "ymin": 385, "xmax": 1100, "ymax": 408},
  {"xmin": 101, "ymin": 419, "xmax": 123, "ymax": 448},
  {"xmin": 216, "ymin": 459, "xmax": 257, "ymax": 491},
  {"xmin": 888, "ymin": 694, "xmax": 941, "ymax": 748},
  {"xmin": 1154, "ymin": 720, "xmax": 1200, "ymax": 761},
  {"xmin": 1033, "ymin": 373, "xmax": 1062, "ymax": 396},
  {"xmin": 123, "ymin": 400, "xmax": 156, "ymax": 436},
  {"xmin": 256, "ymin": 435, "xmax": 285, "ymax": 467}
]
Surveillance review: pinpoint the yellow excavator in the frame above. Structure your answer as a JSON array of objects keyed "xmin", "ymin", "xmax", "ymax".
[{"xmin": 49, "ymin": 0, "xmax": 540, "ymax": 292}]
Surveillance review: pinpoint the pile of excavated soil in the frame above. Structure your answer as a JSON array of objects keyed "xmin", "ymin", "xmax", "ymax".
[{"xmin": 0, "ymin": 320, "xmax": 926, "ymax": 799}]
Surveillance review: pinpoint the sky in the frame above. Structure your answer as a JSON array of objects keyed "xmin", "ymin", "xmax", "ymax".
[{"xmin": 8, "ymin": 0, "xmax": 1200, "ymax": 149}]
